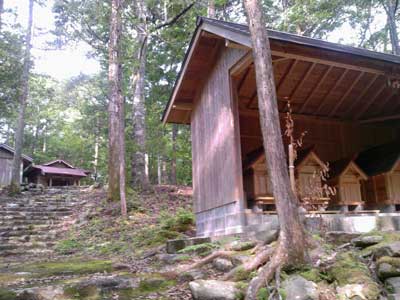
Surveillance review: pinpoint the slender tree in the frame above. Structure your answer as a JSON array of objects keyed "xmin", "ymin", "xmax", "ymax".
[
  {"xmin": 10, "ymin": 0, "xmax": 34, "ymax": 193},
  {"xmin": 207, "ymin": 0, "xmax": 216, "ymax": 17},
  {"xmin": 382, "ymin": 0, "xmax": 400, "ymax": 54},
  {"xmin": 0, "ymin": 0, "xmax": 4, "ymax": 30},
  {"xmin": 131, "ymin": 0, "xmax": 150, "ymax": 191},
  {"xmin": 243, "ymin": 0, "xmax": 307, "ymax": 298},
  {"xmin": 108, "ymin": 0, "xmax": 127, "ymax": 217}
]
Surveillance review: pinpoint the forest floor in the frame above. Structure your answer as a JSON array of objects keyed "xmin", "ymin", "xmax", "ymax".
[{"xmin": 1, "ymin": 186, "xmax": 400, "ymax": 300}]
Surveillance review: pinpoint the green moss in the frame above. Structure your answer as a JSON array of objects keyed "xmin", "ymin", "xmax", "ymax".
[
  {"xmin": 20, "ymin": 259, "xmax": 113, "ymax": 277},
  {"xmin": 55, "ymin": 238, "xmax": 83, "ymax": 254},
  {"xmin": 298, "ymin": 268, "xmax": 327, "ymax": 283},
  {"xmin": 329, "ymin": 252, "xmax": 380, "ymax": 299},
  {"xmin": 256, "ymin": 288, "xmax": 269, "ymax": 300},
  {"xmin": 233, "ymin": 266, "xmax": 256, "ymax": 281},
  {"xmin": 0, "ymin": 288, "xmax": 17, "ymax": 300},
  {"xmin": 378, "ymin": 256, "xmax": 400, "ymax": 267},
  {"xmin": 178, "ymin": 243, "xmax": 219, "ymax": 255},
  {"xmin": 64, "ymin": 285, "xmax": 99, "ymax": 300},
  {"xmin": 360, "ymin": 231, "xmax": 400, "ymax": 256}
]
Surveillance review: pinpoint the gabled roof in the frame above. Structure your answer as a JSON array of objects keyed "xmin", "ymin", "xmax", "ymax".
[
  {"xmin": 43, "ymin": 159, "xmax": 75, "ymax": 169},
  {"xmin": 163, "ymin": 17, "xmax": 400, "ymax": 124},
  {"xmin": 356, "ymin": 140, "xmax": 400, "ymax": 176},
  {"xmin": 329, "ymin": 158, "xmax": 368, "ymax": 180},
  {"xmin": 25, "ymin": 165, "xmax": 88, "ymax": 177},
  {"xmin": 0, "ymin": 143, "xmax": 33, "ymax": 163},
  {"xmin": 295, "ymin": 147, "xmax": 326, "ymax": 169}
]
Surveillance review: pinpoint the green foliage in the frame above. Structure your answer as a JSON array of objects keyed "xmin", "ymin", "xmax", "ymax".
[
  {"xmin": 178, "ymin": 242, "xmax": 219, "ymax": 256},
  {"xmin": 0, "ymin": 288, "xmax": 17, "ymax": 300},
  {"xmin": 257, "ymin": 288, "xmax": 269, "ymax": 300},
  {"xmin": 160, "ymin": 208, "xmax": 195, "ymax": 232},
  {"xmin": 55, "ymin": 238, "xmax": 83, "ymax": 254}
]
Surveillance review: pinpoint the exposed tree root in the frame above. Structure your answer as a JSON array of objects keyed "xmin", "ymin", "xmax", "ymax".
[
  {"xmin": 245, "ymin": 242, "xmax": 287, "ymax": 300},
  {"xmin": 178, "ymin": 250, "xmax": 235, "ymax": 273},
  {"xmin": 222, "ymin": 245, "xmax": 275, "ymax": 281}
]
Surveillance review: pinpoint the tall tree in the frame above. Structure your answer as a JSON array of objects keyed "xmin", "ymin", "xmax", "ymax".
[
  {"xmin": 108, "ymin": 0, "xmax": 127, "ymax": 217},
  {"xmin": 207, "ymin": 0, "xmax": 216, "ymax": 17},
  {"xmin": 10, "ymin": 0, "xmax": 34, "ymax": 193},
  {"xmin": 382, "ymin": 0, "xmax": 400, "ymax": 54},
  {"xmin": 131, "ymin": 0, "xmax": 150, "ymax": 191},
  {"xmin": 0, "ymin": 0, "xmax": 4, "ymax": 30},
  {"xmin": 243, "ymin": 0, "xmax": 307, "ymax": 298}
]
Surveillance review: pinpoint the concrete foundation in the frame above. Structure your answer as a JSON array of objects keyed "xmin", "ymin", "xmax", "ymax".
[
  {"xmin": 196, "ymin": 202, "xmax": 246, "ymax": 237},
  {"xmin": 198, "ymin": 208, "xmax": 400, "ymax": 237}
]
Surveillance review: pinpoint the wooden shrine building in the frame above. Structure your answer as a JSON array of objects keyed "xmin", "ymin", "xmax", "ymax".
[
  {"xmin": 163, "ymin": 17, "xmax": 400, "ymax": 236},
  {"xmin": 0, "ymin": 144, "xmax": 33, "ymax": 186},
  {"xmin": 356, "ymin": 141, "xmax": 400, "ymax": 211},
  {"xmin": 24, "ymin": 160, "xmax": 89, "ymax": 187}
]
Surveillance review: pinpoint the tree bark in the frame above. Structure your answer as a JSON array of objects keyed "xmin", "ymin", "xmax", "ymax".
[
  {"xmin": 131, "ymin": 0, "xmax": 150, "ymax": 191},
  {"xmin": 207, "ymin": 0, "xmax": 216, "ymax": 18},
  {"xmin": 10, "ymin": 0, "xmax": 34, "ymax": 193},
  {"xmin": 0, "ymin": 0, "xmax": 4, "ymax": 30},
  {"xmin": 383, "ymin": 0, "xmax": 400, "ymax": 54},
  {"xmin": 243, "ymin": 0, "xmax": 306, "ymax": 265},
  {"xmin": 108, "ymin": 0, "xmax": 126, "ymax": 216},
  {"xmin": 169, "ymin": 124, "xmax": 177, "ymax": 185}
]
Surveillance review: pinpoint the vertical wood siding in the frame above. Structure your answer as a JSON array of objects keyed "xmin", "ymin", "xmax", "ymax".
[{"xmin": 191, "ymin": 47, "xmax": 246, "ymax": 213}]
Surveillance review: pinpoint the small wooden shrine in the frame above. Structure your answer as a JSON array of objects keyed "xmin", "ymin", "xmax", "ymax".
[
  {"xmin": 328, "ymin": 158, "xmax": 368, "ymax": 210},
  {"xmin": 356, "ymin": 141, "xmax": 400, "ymax": 210},
  {"xmin": 294, "ymin": 148, "xmax": 331, "ymax": 209},
  {"xmin": 243, "ymin": 148, "xmax": 274, "ymax": 207}
]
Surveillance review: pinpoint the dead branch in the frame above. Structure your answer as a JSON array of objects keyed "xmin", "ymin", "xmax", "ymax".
[{"xmin": 154, "ymin": 2, "xmax": 195, "ymax": 30}]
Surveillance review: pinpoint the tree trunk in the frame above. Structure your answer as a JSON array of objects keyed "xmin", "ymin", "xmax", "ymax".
[
  {"xmin": 385, "ymin": 0, "xmax": 400, "ymax": 55},
  {"xmin": 94, "ymin": 118, "xmax": 100, "ymax": 182},
  {"xmin": 131, "ymin": 0, "xmax": 150, "ymax": 191},
  {"xmin": 0, "ymin": 0, "xmax": 4, "ymax": 30},
  {"xmin": 243, "ymin": 0, "xmax": 306, "ymax": 265},
  {"xmin": 10, "ymin": 0, "xmax": 34, "ymax": 193},
  {"xmin": 107, "ymin": 0, "xmax": 126, "ymax": 217},
  {"xmin": 207, "ymin": 0, "xmax": 216, "ymax": 18},
  {"xmin": 169, "ymin": 124, "xmax": 177, "ymax": 185}
]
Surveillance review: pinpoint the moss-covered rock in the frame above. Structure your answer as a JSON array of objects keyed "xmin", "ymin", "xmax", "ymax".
[
  {"xmin": 20, "ymin": 259, "xmax": 113, "ymax": 277},
  {"xmin": 377, "ymin": 257, "xmax": 400, "ymax": 280},
  {"xmin": 329, "ymin": 252, "xmax": 379, "ymax": 300},
  {"xmin": 0, "ymin": 288, "xmax": 17, "ymax": 300}
]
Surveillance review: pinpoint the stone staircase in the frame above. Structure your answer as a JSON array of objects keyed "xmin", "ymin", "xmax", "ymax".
[{"xmin": 0, "ymin": 188, "xmax": 84, "ymax": 257}]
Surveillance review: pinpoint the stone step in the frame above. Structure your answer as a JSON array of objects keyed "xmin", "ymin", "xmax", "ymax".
[
  {"xmin": 0, "ymin": 228, "xmax": 60, "ymax": 237},
  {"xmin": 0, "ymin": 247, "xmax": 53, "ymax": 257},
  {"xmin": 0, "ymin": 211, "xmax": 72, "ymax": 217},
  {"xmin": 0, "ymin": 232, "xmax": 60, "ymax": 243},
  {"xmin": 0, "ymin": 241, "xmax": 56, "ymax": 251},
  {"xmin": 0, "ymin": 219, "xmax": 54, "ymax": 226}
]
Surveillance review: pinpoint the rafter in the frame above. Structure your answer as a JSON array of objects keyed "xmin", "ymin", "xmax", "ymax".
[
  {"xmin": 247, "ymin": 90, "xmax": 258, "ymax": 108},
  {"xmin": 374, "ymin": 89, "xmax": 398, "ymax": 115},
  {"xmin": 238, "ymin": 66, "xmax": 252, "ymax": 94},
  {"xmin": 355, "ymin": 83, "xmax": 387, "ymax": 120},
  {"xmin": 299, "ymin": 66, "xmax": 333, "ymax": 114},
  {"xmin": 287, "ymin": 62, "xmax": 316, "ymax": 102},
  {"xmin": 276, "ymin": 60, "xmax": 298, "ymax": 94},
  {"xmin": 329, "ymin": 71, "xmax": 364, "ymax": 117},
  {"xmin": 344, "ymin": 74, "xmax": 380, "ymax": 116},
  {"xmin": 359, "ymin": 113, "xmax": 400, "ymax": 124},
  {"xmin": 315, "ymin": 69, "xmax": 348, "ymax": 115}
]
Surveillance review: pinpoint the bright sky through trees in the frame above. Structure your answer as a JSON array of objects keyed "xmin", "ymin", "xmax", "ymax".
[{"xmin": 4, "ymin": 0, "xmax": 100, "ymax": 80}]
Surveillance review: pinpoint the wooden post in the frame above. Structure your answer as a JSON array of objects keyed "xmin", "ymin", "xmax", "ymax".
[
  {"xmin": 49, "ymin": 177, "xmax": 52, "ymax": 187},
  {"xmin": 288, "ymin": 144, "xmax": 296, "ymax": 193}
]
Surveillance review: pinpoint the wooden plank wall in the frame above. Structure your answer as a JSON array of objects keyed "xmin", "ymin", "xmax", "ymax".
[
  {"xmin": 0, "ymin": 149, "xmax": 13, "ymax": 186},
  {"xmin": 191, "ymin": 47, "xmax": 247, "ymax": 213}
]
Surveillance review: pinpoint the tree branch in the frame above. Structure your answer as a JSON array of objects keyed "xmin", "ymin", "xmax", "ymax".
[{"xmin": 154, "ymin": 2, "xmax": 195, "ymax": 30}]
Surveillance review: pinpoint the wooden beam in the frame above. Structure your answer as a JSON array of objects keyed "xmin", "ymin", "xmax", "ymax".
[
  {"xmin": 173, "ymin": 103, "xmax": 193, "ymax": 111},
  {"xmin": 230, "ymin": 50, "xmax": 253, "ymax": 76},
  {"xmin": 329, "ymin": 71, "xmax": 364, "ymax": 117},
  {"xmin": 247, "ymin": 91, "xmax": 258, "ymax": 108},
  {"xmin": 239, "ymin": 107, "xmax": 348, "ymax": 124},
  {"xmin": 238, "ymin": 66, "xmax": 252, "ymax": 94},
  {"xmin": 315, "ymin": 69, "xmax": 348, "ymax": 115},
  {"xmin": 286, "ymin": 62, "xmax": 316, "ymax": 103},
  {"xmin": 225, "ymin": 39, "xmax": 249, "ymax": 50},
  {"xmin": 344, "ymin": 74, "xmax": 380, "ymax": 116},
  {"xmin": 359, "ymin": 113, "xmax": 400, "ymax": 124},
  {"xmin": 299, "ymin": 66, "xmax": 333, "ymax": 114},
  {"xmin": 354, "ymin": 83, "xmax": 387, "ymax": 120},
  {"xmin": 374, "ymin": 89, "xmax": 398, "ymax": 115},
  {"xmin": 276, "ymin": 60, "xmax": 297, "ymax": 94},
  {"xmin": 270, "ymin": 50, "xmax": 387, "ymax": 76},
  {"xmin": 272, "ymin": 57, "xmax": 291, "ymax": 64},
  {"xmin": 201, "ymin": 31, "xmax": 224, "ymax": 39}
]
